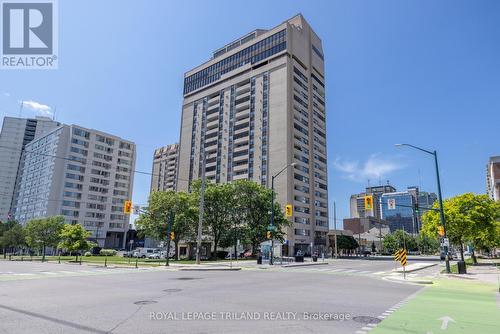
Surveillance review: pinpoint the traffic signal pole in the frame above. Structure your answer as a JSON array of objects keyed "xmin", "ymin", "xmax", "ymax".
[{"xmin": 165, "ymin": 211, "xmax": 174, "ymax": 267}]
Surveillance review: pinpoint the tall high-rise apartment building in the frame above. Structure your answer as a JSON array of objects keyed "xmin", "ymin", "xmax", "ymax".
[
  {"xmin": 487, "ymin": 156, "xmax": 500, "ymax": 202},
  {"xmin": 13, "ymin": 124, "xmax": 136, "ymax": 248},
  {"xmin": 0, "ymin": 116, "xmax": 60, "ymax": 221},
  {"xmin": 177, "ymin": 14, "xmax": 328, "ymax": 255},
  {"xmin": 150, "ymin": 143, "xmax": 178, "ymax": 192}
]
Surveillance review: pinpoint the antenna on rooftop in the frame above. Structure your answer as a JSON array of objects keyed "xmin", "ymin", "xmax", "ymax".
[{"xmin": 18, "ymin": 101, "xmax": 23, "ymax": 117}]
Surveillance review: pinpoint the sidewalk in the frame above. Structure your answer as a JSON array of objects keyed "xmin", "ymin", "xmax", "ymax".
[{"xmin": 370, "ymin": 278, "xmax": 500, "ymax": 334}]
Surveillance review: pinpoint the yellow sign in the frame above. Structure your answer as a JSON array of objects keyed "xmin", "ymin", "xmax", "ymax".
[
  {"xmin": 394, "ymin": 248, "xmax": 407, "ymax": 266},
  {"xmin": 285, "ymin": 204, "xmax": 293, "ymax": 218},
  {"xmin": 364, "ymin": 195, "xmax": 373, "ymax": 210},
  {"xmin": 437, "ymin": 225, "xmax": 445, "ymax": 237},
  {"xmin": 123, "ymin": 200, "xmax": 132, "ymax": 214}
]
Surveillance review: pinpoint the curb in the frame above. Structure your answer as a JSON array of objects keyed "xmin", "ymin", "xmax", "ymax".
[
  {"xmin": 179, "ymin": 267, "xmax": 242, "ymax": 271},
  {"xmin": 384, "ymin": 276, "xmax": 434, "ymax": 285},
  {"xmin": 282, "ymin": 262, "xmax": 329, "ymax": 268},
  {"xmin": 393, "ymin": 263, "xmax": 437, "ymax": 273}
]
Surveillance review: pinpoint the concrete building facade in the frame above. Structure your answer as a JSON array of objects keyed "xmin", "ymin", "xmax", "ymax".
[
  {"xmin": 176, "ymin": 14, "xmax": 329, "ymax": 255},
  {"xmin": 13, "ymin": 124, "xmax": 136, "ymax": 248},
  {"xmin": 349, "ymin": 184, "xmax": 396, "ymax": 219},
  {"xmin": 487, "ymin": 156, "xmax": 500, "ymax": 202},
  {"xmin": 0, "ymin": 116, "xmax": 60, "ymax": 221},
  {"xmin": 150, "ymin": 143, "xmax": 178, "ymax": 192}
]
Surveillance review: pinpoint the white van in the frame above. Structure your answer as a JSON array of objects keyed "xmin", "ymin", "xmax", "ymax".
[{"xmin": 133, "ymin": 248, "xmax": 159, "ymax": 258}]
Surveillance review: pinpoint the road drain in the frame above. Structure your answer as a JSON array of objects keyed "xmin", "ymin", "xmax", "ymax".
[
  {"xmin": 171, "ymin": 277, "xmax": 202, "ymax": 281},
  {"xmin": 352, "ymin": 316, "xmax": 381, "ymax": 324},
  {"xmin": 134, "ymin": 300, "xmax": 158, "ymax": 305},
  {"xmin": 163, "ymin": 288, "xmax": 182, "ymax": 293}
]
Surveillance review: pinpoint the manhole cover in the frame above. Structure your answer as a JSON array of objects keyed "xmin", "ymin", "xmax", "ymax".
[
  {"xmin": 133, "ymin": 300, "xmax": 158, "ymax": 305},
  {"xmin": 163, "ymin": 288, "xmax": 182, "ymax": 293},
  {"xmin": 352, "ymin": 316, "xmax": 381, "ymax": 324}
]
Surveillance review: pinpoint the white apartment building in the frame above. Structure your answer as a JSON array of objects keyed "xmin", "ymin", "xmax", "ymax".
[
  {"xmin": 13, "ymin": 124, "xmax": 136, "ymax": 248},
  {"xmin": 177, "ymin": 14, "xmax": 329, "ymax": 256},
  {"xmin": 487, "ymin": 156, "xmax": 500, "ymax": 202},
  {"xmin": 150, "ymin": 143, "xmax": 178, "ymax": 192},
  {"xmin": 0, "ymin": 116, "xmax": 60, "ymax": 221}
]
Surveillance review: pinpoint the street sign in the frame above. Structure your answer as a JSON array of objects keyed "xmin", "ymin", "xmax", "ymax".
[
  {"xmin": 394, "ymin": 248, "xmax": 407, "ymax": 266},
  {"xmin": 441, "ymin": 238, "xmax": 449, "ymax": 247},
  {"xmin": 388, "ymin": 198, "xmax": 396, "ymax": 210}
]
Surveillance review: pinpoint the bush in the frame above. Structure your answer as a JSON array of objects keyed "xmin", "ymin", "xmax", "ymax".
[
  {"xmin": 99, "ymin": 249, "xmax": 116, "ymax": 256},
  {"xmin": 84, "ymin": 252, "xmax": 92, "ymax": 257}
]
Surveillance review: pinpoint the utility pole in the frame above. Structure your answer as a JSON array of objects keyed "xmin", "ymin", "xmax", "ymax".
[
  {"xmin": 333, "ymin": 201, "xmax": 338, "ymax": 258},
  {"xmin": 196, "ymin": 149, "xmax": 206, "ymax": 265}
]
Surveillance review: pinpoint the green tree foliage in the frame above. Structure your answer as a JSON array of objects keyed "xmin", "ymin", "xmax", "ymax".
[
  {"xmin": 25, "ymin": 216, "xmax": 65, "ymax": 261},
  {"xmin": 416, "ymin": 234, "xmax": 440, "ymax": 254},
  {"xmin": 0, "ymin": 222, "xmax": 25, "ymax": 254},
  {"xmin": 136, "ymin": 190, "xmax": 198, "ymax": 259},
  {"xmin": 138, "ymin": 180, "xmax": 291, "ymax": 260},
  {"xmin": 58, "ymin": 224, "xmax": 95, "ymax": 262},
  {"xmin": 422, "ymin": 193, "xmax": 500, "ymax": 261},
  {"xmin": 334, "ymin": 235, "xmax": 359, "ymax": 253}
]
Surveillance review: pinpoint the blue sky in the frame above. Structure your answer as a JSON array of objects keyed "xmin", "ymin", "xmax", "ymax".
[{"xmin": 1, "ymin": 0, "xmax": 499, "ymax": 227}]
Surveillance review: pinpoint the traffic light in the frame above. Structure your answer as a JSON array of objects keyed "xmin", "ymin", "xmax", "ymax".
[
  {"xmin": 413, "ymin": 202, "xmax": 420, "ymax": 215},
  {"xmin": 123, "ymin": 200, "xmax": 132, "ymax": 214},
  {"xmin": 285, "ymin": 204, "xmax": 293, "ymax": 218},
  {"xmin": 266, "ymin": 231, "xmax": 271, "ymax": 239},
  {"xmin": 437, "ymin": 225, "xmax": 445, "ymax": 237},
  {"xmin": 170, "ymin": 231, "xmax": 175, "ymax": 241},
  {"xmin": 364, "ymin": 196, "xmax": 373, "ymax": 210}
]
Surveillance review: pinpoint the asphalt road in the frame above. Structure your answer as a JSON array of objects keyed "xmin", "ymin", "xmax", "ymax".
[{"xmin": 0, "ymin": 260, "xmax": 434, "ymax": 334}]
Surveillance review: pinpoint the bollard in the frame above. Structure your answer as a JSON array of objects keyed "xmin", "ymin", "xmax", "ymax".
[
  {"xmin": 58, "ymin": 254, "xmax": 61, "ymax": 264},
  {"xmin": 9, "ymin": 254, "xmax": 11, "ymax": 261},
  {"xmin": 104, "ymin": 255, "xmax": 107, "ymax": 268},
  {"xmin": 135, "ymin": 257, "xmax": 138, "ymax": 269}
]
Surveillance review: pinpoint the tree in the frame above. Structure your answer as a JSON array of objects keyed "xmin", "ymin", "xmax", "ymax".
[
  {"xmin": 229, "ymin": 180, "xmax": 289, "ymax": 256},
  {"xmin": 197, "ymin": 182, "xmax": 234, "ymax": 258},
  {"xmin": 1, "ymin": 220, "xmax": 22, "ymax": 258},
  {"xmin": 136, "ymin": 190, "xmax": 198, "ymax": 260},
  {"xmin": 0, "ymin": 222, "xmax": 25, "ymax": 254},
  {"xmin": 25, "ymin": 216, "xmax": 65, "ymax": 261},
  {"xmin": 58, "ymin": 224, "xmax": 95, "ymax": 262},
  {"xmin": 334, "ymin": 235, "xmax": 359, "ymax": 255},
  {"xmin": 416, "ymin": 234, "xmax": 440, "ymax": 254},
  {"xmin": 422, "ymin": 193, "xmax": 500, "ymax": 262},
  {"xmin": 383, "ymin": 233, "xmax": 399, "ymax": 254}
]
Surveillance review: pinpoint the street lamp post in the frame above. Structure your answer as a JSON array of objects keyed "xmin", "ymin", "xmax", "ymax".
[
  {"xmin": 269, "ymin": 162, "xmax": 296, "ymax": 265},
  {"xmin": 395, "ymin": 143, "xmax": 451, "ymax": 273}
]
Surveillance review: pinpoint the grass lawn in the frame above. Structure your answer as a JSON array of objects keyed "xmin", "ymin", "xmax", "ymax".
[{"xmin": 3, "ymin": 255, "xmax": 255, "ymax": 267}]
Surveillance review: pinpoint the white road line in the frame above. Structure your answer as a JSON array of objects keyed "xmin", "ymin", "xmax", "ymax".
[
  {"xmin": 361, "ymin": 326, "xmax": 373, "ymax": 331},
  {"xmin": 15, "ymin": 273, "xmax": 35, "ymax": 276},
  {"xmin": 40, "ymin": 272, "xmax": 58, "ymax": 275},
  {"xmin": 355, "ymin": 331, "xmax": 367, "ymax": 334},
  {"xmin": 377, "ymin": 315, "xmax": 385, "ymax": 319},
  {"xmin": 357, "ymin": 271, "xmax": 372, "ymax": 274},
  {"xmin": 367, "ymin": 323, "xmax": 378, "ymax": 327}
]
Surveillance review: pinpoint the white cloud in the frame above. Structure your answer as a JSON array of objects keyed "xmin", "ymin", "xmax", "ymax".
[
  {"xmin": 333, "ymin": 154, "xmax": 405, "ymax": 182},
  {"xmin": 20, "ymin": 100, "xmax": 53, "ymax": 116},
  {"xmin": 2, "ymin": 92, "xmax": 10, "ymax": 97}
]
